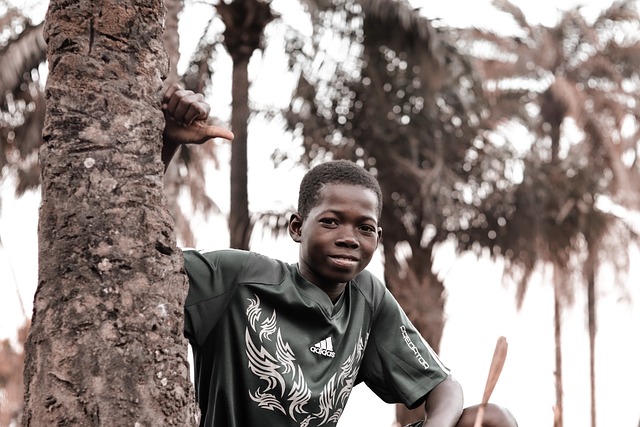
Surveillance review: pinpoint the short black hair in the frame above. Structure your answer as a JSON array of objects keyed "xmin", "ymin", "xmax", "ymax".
[{"xmin": 297, "ymin": 160, "xmax": 383, "ymax": 219}]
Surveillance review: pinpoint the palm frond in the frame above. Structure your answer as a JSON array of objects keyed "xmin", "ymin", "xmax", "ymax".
[
  {"xmin": 491, "ymin": 0, "xmax": 532, "ymax": 32},
  {"xmin": 0, "ymin": 22, "xmax": 45, "ymax": 97},
  {"xmin": 253, "ymin": 210, "xmax": 291, "ymax": 241}
]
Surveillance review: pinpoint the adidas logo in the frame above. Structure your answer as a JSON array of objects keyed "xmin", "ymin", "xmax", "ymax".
[{"xmin": 310, "ymin": 337, "xmax": 335, "ymax": 358}]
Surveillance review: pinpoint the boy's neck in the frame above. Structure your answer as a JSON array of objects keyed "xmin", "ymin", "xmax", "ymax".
[
  {"xmin": 296, "ymin": 265, "xmax": 346, "ymax": 303},
  {"xmin": 320, "ymin": 284, "xmax": 346, "ymax": 304}
]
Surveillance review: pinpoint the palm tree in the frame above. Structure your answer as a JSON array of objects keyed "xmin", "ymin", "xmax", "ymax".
[
  {"xmin": 21, "ymin": 1, "xmax": 197, "ymax": 424},
  {"xmin": 452, "ymin": 1, "xmax": 640, "ymax": 425},
  {"xmin": 159, "ymin": 0, "xmax": 277, "ymax": 250},
  {"xmin": 285, "ymin": 1, "xmax": 640, "ymax": 425},
  {"xmin": 217, "ymin": 0, "xmax": 275, "ymax": 249}
]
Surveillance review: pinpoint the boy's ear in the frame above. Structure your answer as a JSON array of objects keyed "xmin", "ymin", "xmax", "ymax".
[{"xmin": 288, "ymin": 212, "xmax": 303, "ymax": 243}]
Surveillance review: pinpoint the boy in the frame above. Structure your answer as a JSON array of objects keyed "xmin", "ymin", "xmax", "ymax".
[{"xmin": 162, "ymin": 84, "xmax": 517, "ymax": 427}]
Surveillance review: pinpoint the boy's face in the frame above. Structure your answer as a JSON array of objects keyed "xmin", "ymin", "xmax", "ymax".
[{"xmin": 289, "ymin": 183, "xmax": 381, "ymax": 301}]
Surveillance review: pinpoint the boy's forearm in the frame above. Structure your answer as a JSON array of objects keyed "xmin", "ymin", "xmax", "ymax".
[
  {"xmin": 162, "ymin": 137, "xmax": 179, "ymax": 172},
  {"xmin": 422, "ymin": 375, "xmax": 464, "ymax": 427}
]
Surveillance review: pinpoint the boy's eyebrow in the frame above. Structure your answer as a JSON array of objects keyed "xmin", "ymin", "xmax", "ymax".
[{"xmin": 321, "ymin": 208, "xmax": 378, "ymax": 223}]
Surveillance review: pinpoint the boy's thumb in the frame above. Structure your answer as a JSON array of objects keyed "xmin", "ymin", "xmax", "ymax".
[{"xmin": 207, "ymin": 125, "xmax": 234, "ymax": 141}]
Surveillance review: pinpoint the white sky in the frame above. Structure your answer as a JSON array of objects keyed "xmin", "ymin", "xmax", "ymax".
[{"xmin": 2, "ymin": 0, "xmax": 639, "ymax": 426}]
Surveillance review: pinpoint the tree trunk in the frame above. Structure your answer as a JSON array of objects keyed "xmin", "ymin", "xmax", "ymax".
[
  {"xmin": 218, "ymin": 0, "xmax": 275, "ymax": 250},
  {"xmin": 586, "ymin": 252, "xmax": 597, "ymax": 427},
  {"xmin": 383, "ymin": 241, "xmax": 445, "ymax": 426},
  {"xmin": 553, "ymin": 267, "xmax": 564, "ymax": 427},
  {"xmin": 228, "ymin": 54, "xmax": 251, "ymax": 249},
  {"xmin": 21, "ymin": 1, "xmax": 197, "ymax": 425}
]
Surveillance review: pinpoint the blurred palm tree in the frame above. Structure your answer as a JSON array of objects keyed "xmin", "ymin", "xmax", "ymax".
[
  {"xmin": 217, "ymin": 0, "xmax": 275, "ymax": 249},
  {"xmin": 161, "ymin": 0, "xmax": 279, "ymax": 249},
  {"xmin": 450, "ymin": 1, "xmax": 640, "ymax": 425},
  {"xmin": 0, "ymin": 2, "xmax": 45, "ymax": 196},
  {"xmin": 166, "ymin": 0, "xmax": 277, "ymax": 250},
  {"xmin": 283, "ymin": 0, "xmax": 640, "ymax": 424}
]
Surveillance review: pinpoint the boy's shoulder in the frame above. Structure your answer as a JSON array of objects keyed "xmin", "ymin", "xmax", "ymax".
[
  {"xmin": 351, "ymin": 269, "xmax": 387, "ymax": 311},
  {"xmin": 185, "ymin": 248, "xmax": 291, "ymax": 286},
  {"xmin": 241, "ymin": 250, "xmax": 291, "ymax": 285}
]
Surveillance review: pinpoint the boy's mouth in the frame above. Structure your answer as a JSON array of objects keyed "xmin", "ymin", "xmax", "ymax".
[{"xmin": 329, "ymin": 254, "xmax": 359, "ymax": 268}]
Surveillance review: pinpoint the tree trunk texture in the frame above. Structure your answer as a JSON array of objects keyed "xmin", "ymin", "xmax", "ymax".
[
  {"xmin": 21, "ymin": 1, "xmax": 197, "ymax": 426},
  {"xmin": 382, "ymin": 241, "xmax": 445, "ymax": 426}
]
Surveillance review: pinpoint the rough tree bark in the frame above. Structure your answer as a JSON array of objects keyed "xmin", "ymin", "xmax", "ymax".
[{"xmin": 21, "ymin": 1, "xmax": 197, "ymax": 425}]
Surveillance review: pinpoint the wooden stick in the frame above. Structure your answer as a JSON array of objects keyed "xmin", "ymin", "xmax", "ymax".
[{"xmin": 473, "ymin": 336, "xmax": 508, "ymax": 427}]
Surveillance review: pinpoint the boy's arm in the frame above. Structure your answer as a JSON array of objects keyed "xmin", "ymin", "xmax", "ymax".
[
  {"xmin": 421, "ymin": 374, "xmax": 464, "ymax": 427},
  {"xmin": 161, "ymin": 83, "xmax": 234, "ymax": 170},
  {"xmin": 408, "ymin": 383, "xmax": 518, "ymax": 427}
]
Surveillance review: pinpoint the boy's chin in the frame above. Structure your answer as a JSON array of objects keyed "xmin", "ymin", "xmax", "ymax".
[{"xmin": 329, "ymin": 269, "xmax": 361, "ymax": 284}]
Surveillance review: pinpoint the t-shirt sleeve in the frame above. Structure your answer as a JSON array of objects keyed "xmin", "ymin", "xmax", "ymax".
[
  {"xmin": 182, "ymin": 249, "xmax": 251, "ymax": 347},
  {"xmin": 357, "ymin": 289, "xmax": 449, "ymax": 409}
]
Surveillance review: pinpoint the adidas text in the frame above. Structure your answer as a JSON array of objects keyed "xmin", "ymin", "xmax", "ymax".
[{"xmin": 310, "ymin": 337, "xmax": 335, "ymax": 358}]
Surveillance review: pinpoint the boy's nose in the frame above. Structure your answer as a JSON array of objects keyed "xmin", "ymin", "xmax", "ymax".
[{"xmin": 336, "ymin": 233, "xmax": 359, "ymax": 248}]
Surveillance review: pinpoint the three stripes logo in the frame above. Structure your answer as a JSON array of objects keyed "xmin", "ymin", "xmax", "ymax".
[{"xmin": 310, "ymin": 337, "xmax": 335, "ymax": 358}]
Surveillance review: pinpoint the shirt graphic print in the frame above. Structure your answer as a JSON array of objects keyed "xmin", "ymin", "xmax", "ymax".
[{"xmin": 244, "ymin": 294, "xmax": 367, "ymax": 426}]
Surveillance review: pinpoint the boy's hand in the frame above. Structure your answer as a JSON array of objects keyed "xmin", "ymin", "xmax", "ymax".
[
  {"xmin": 456, "ymin": 403, "xmax": 518, "ymax": 427},
  {"xmin": 162, "ymin": 83, "xmax": 234, "ymax": 146},
  {"xmin": 161, "ymin": 83, "xmax": 233, "ymax": 170}
]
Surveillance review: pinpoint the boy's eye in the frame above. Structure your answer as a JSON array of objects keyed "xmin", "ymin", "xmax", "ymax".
[
  {"xmin": 359, "ymin": 225, "xmax": 376, "ymax": 233},
  {"xmin": 320, "ymin": 218, "xmax": 337, "ymax": 225}
]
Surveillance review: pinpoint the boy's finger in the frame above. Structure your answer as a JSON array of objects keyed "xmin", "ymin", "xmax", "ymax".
[
  {"xmin": 171, "ymin": 93, "xmax": 207, "ymax": 125},
  {"xmin": 171, "ymin": 95, "xmax": 195, "ymax": 123},
  {"xmin": 184, "ymin": 102, "xmax": 210, "ymax": 126},
  {"xmin": 162, "ymin": 82, "xmax": 181, "ymax": 105},
  {"xmin": 205, "ymin": 125, "xmax": 234, "ymax": 141}
]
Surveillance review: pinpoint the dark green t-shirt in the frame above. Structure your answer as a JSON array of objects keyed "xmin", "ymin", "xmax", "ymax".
[{"xmin": 183, "ymin": 249, "xmax": 448, "ymax": 427}]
